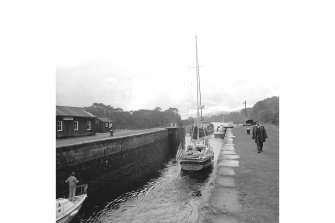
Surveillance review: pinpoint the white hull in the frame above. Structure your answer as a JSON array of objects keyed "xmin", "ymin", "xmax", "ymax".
[
  {"xmin": 57, "ymin": 194, "xmax": 86, "ymax": 223},
  {"xmin": 180, "ymin": 146, "xmax": 214, "ymax": 171},
  {"xmin": 180, "ymin": 158, "xmax": 213, "ymax": 171},
  {"xmin": 57, "ymin": 185, "xmax": 88, "ymax": 223}
]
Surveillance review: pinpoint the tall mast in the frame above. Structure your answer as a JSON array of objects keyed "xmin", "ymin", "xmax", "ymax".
[
  {"xmin": 195, "ymin": 35, "xmax": 200, "ymax": 139},
  {"xmin": 243, "ymin": 100, "xmax": 247, "ymax": 121}
]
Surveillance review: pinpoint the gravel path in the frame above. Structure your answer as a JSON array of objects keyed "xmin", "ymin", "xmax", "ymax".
[
  {"xmin": 197, "ymin": 125, "xmax": 279, "ymax": 223},
  {"xmin": 233, "ymin": 125, "xmax": 279, "ymax": 223}
]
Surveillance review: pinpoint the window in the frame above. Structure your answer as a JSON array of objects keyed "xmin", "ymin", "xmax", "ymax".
[
  {"xmin": 86, "ymin": 121, "xmax": 91, "ymax": 130},
  {"xmin": 105, "ymin": 122, "xmax": 109, "ymax": 128},
  {"xmin": 57, "ymin": 121, "xmax": 63, "ymax": 131},
  {"xmin": 74, "ymin": 121, "xmax": 78, "ymax": 131}
]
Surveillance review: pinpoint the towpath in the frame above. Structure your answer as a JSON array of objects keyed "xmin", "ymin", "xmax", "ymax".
[
  {"xmin": 56, "ymin": 128, "xmax": 165, "ymax": 148},
  {"xmin": 198, "ymin": 125, "xmax": 279, "ymax": 223},
  {"xmin": 234, "ymin": 125, "xmax": 279, "ymax": 223}
]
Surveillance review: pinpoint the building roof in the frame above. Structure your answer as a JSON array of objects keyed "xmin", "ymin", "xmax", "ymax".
[
  {"xmin": 97, "ymin": 117, "xmax": 112, "ymax": 122},
  {"xmin": 56, "ymin": 106, "xmax": 96, "ymax": 118}
]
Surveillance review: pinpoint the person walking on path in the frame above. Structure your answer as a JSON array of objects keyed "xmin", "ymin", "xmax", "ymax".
[
  {"xmin": 65, "ymin": 171, "xmax": 79, "ymax": 201},
  {"xmin": 252, "ymin": 121, "xmax": 268, "ymax": 153}
]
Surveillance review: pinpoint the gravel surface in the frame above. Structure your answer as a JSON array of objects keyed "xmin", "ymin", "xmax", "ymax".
[{"xmin": 233, "ymin": 124, "xmax": 279, "ymax": 223}]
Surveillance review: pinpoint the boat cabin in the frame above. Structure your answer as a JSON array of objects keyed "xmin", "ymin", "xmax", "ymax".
[{"xmin": 191, "ymin": 126, "xmax": 206, "ymax": 140}]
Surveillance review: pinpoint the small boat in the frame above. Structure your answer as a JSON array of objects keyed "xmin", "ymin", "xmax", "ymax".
[
  {"xmin": 214, "ymin": 115, "xmax": 226, "ymax": 138},
  {"xmin": 214, "ymin": 125, "xmax": 225, "ymax": 138},
  {"xmin": 180, "ymin": 36, "xmax": 214, "ymax": 171},
  {"xmin": 56, "ymin": 184, "xmax": 88, "ymax": 223}
]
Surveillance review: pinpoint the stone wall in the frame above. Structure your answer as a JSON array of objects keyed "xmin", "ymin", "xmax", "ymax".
[{"xmin": 56, "ymin": 128, "xmax": 184, "ymax": 196}]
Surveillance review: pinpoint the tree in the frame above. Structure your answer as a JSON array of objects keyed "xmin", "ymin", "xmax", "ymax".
[
  {"xmin": 85, "ymin": 103, "xmax": 183, "ymax": 129},
  {"xmin": 258, "ymin": 109, "xmax": 274, "ymax": 123},
  {"xmin": 272, "ymin": 112, "xmax": 279, "ymax": 126}
]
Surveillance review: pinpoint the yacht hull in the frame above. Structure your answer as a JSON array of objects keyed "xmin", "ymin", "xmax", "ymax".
[
  {"xmin": 214, "ymin": 132, "xmax": 224, "ymax": 138},
  {"xmin": 56, "ymin": 203, "xmax": 83, "ymax": 223},
  {"xmin": 56, "ymin": 194, "xmax": 87, "ymax": 223},
  {"xmin": 180, "ymin": 157, "xmax": 213, "ymax": 171}
]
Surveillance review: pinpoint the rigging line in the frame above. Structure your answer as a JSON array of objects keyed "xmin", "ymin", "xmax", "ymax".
[
  {"xmin": 195, "ymin": 35, "xmax": 200, "ymax": 140},
  {"xmin": 199, "ymin": 62, "xmax": 202, "ymax": 121},
  {"xmin": 188, "ymin": 63, "xmax": 191, "ymax": 116},
  {"xmin": 196, "ymin": 37, "xmax": 202, "ymax": 121}
]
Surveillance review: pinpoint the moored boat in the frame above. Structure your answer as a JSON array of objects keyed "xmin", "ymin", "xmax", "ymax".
[
  {"xmin": 214, "ymin": 115, "xmax": 227, "ymax": 138},
  {"xmin": 180, "ymin": 36, "xmax": 214, "ymax": 171},
  {"xmin": 214, "ymin": 125, "xmax": 225, "ymax": 138},
  {"xmin": 56, "ymin": 184, "xmax": 88, "ymax": 223},
  {"xmin": 180, "ymin": 134, "xmax": 214, "ymax": 171}
]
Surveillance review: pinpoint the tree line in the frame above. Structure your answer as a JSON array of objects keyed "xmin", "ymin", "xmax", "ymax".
[
  {"xmin": 84, "ymin": 103, "xmax": 182, "ymax": 129},
  {"xmin": 85, "ymin": 96, "xmax": 278, "ymax": 130},
  {"xmin": 203, "ymin": 96, "xmax": 279, "ymax": 126}
]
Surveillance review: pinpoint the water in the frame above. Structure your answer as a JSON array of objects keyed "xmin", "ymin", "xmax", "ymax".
[{"xmin": 74, "ymin": 136, "xmax": 223, "ymax": 223}]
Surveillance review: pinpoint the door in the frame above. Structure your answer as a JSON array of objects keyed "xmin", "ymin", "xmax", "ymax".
[{"xmin": 64, "ymin": 120, "xmax": 74, "ymax": 137}]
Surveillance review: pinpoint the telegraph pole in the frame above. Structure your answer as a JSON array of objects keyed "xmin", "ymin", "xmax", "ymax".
[{"xmin": 243, "ymin": 100, "xmax": 247, "ymax": 121}]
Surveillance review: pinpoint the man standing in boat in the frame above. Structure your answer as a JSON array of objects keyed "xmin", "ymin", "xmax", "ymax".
[
  {"xmin": 252, "ymin": 121, "xmax": 268, "ymax": 153},
  {"xmin": 65, "ymin": 171, "xmax": 79, "ymax": 201}
]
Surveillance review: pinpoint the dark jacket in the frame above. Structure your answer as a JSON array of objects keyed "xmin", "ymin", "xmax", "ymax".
[{"xmin": 252, "ymin": 125, "xmax": 268, "ymax": 143}]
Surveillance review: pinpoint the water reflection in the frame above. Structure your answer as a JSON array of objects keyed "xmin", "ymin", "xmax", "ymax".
[
  {"xmin": 180, "ymin": 165, "xmax": 213, "ymax": 181},
  {"xmin": 74, "ymin": 137, "xmax": 222, "ymax": 223}
]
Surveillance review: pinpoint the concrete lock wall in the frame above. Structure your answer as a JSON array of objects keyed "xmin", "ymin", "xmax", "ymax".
[{"xmin": 56, "ymin": 127, "xmax": 184, "ymax": 196}]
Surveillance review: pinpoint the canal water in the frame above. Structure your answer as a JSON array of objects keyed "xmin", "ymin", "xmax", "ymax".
[{"xmin": 73, "ymin": 136, "xmax": 223, "ymax": 223}]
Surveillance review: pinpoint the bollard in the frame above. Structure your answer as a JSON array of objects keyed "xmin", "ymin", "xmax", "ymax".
[
  {"xmin": 110, "ymin": 130, "xmax": 114, "ymax": 136},
  {"xmin": 247, "ymin": 128, "xmax": 250, "ymax": 135}
]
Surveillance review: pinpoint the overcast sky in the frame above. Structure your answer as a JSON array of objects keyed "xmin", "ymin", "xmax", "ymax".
[{"xmin": 56, "ymin": 0, "xmax": 333, "ymax": 119}]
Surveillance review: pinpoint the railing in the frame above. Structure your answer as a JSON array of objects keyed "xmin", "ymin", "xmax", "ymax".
[{"xmin": 56, "ymin": 184, "xmax": 88, "ymax": 199}]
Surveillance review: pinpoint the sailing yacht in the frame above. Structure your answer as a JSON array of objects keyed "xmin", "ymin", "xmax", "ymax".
[{"xmin": 180, "ymin": 36, "xmax": 214, "ymax": 171}]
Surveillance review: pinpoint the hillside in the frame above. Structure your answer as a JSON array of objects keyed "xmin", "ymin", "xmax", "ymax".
[
  {"xmin": 251, "ymin": 96, "xmax": 279, "ymax": 125},
  {"xmin": 203, "ymin": 96, "xmax": 279, "ymax": 125},
  {"xmin": 204, "ymin": 108, "xmax": 252, "ymax": 124}
]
